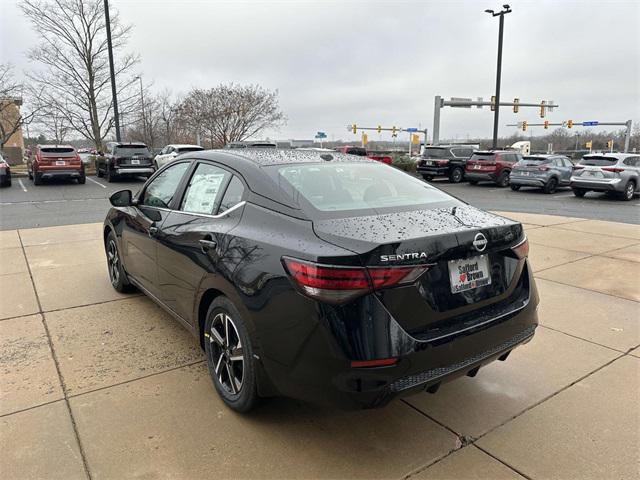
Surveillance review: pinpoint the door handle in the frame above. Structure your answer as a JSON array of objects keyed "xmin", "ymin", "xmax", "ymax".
[
  {"xmin": 148, "ymin": 226, "xmax": 159, "ymax": 237},
  {"xmin": 199, "ymin": 238, "xmax": 217, "ymax": 253}
]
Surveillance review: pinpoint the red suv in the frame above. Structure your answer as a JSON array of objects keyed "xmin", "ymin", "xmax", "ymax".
[
  {"xmin": 28, "ymin": 145, "xmax": 85, "ymax": 185},
  {"xmin": 465, "ymin": 150, "xmax": 522, "ymax": 187}
]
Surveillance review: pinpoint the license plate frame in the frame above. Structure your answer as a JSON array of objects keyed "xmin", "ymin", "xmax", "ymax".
[
  {"xmin": 474, "ymin": 164, "xmax": 481, "ymax": 170},
  {"xmin": 131, "ymin": 159, "xmax": 140, "ymax": 165},
  {"xmin": 448, "ymin": 255, "xmax": 492, "ymax": 294},
  {"xmin": 56, "ymin": 160, "xmax": 65, "ymax": 166}
]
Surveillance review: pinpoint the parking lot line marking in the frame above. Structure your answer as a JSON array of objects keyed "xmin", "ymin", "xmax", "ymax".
[
  {"xmin": 18, "ymin": 179, "xmax": 28, "ymax": 192},
  {"xmin": 87, "ymin": 177, "xmax": 107, "ymax": 188}
]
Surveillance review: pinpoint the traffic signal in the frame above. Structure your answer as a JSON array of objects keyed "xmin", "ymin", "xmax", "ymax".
[
  {"xmin": 411, "ymin": 134, "xmax": 420, "ymax": 145},
  {"xmin": 585, "ymin": 141, "xmax": 592, "ymax": 149},
  {"xmin": 352, "ymin": 124, "xmax": 357, "ymax": 134},
  {"xmin": 544, "ymin": 120, "xmax": 549, "ymax": 129},
  {"xmin": 513, "ymin": 98, "xmax": 519, "ymax": 113},
  {"xmin": 522, "ymin": 121, "xmax": 527, "ymax": 131},
  {"xmin": 362, "ymin": 133, "xmax": 368, "ymax": 145},
  {"xmin": 377, "ymin": 125, "xmax": 382, "ymax": 134},
  {"xmin": 567, "ymin": 119, "xmax": 573, "ymax": 129},
  {"xmin": 491, "ymin": 96, "xmax": 496, "ymax": 111},
  {"xmin": 392, "ymin": 126, "xmax": 397, "ymax": 136},
  {"xmin": 607, "ymin": 140, "xmax": 613, "ymax": 149},
  {"xmin": 539, "ymin": 101, "xmax": 546, "ymax": 118}
]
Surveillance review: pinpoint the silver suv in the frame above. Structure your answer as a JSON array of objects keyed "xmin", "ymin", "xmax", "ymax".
[
  {"xmin": 510, "ymin": 154, "xmax": 573, "ymax": 194},
  {"xmin": 570, "ymin": 153, "xmax": 640, "ymax": 201}
]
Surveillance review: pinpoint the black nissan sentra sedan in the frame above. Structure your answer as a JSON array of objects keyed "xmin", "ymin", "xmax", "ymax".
[{"xmin": 103, "ymin": 149, "xmax": 538, "ymax": 412}]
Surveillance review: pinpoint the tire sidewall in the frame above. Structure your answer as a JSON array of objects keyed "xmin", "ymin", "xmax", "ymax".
[
  {"xmin": 450, "ymin": 167, "xmax": 463, "ymax": 183},
  {"xmin": 105, "ymin": 231, "xmax": 130, "ymax": 291},
  {"xmin": 623, "ymin": 181, "xmax": 635, "ymax": 201},
  {"xmin": 204, "ymin": 297, "xmax": 258, "ymax": 412}
]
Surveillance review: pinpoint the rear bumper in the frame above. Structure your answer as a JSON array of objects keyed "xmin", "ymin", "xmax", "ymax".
[
  {"xmin": 465, "ymin": 171, "xmax": 497, "ymax": 182},
  {"xmin": 115, "ymin": 167, "xmax": 154, "ymax": 175},
  {"xmin": 510, "ymin": 176, "xmax": 546, "ymax": 187},
  {"xmin": 570, "ymin": 178, "xmax": 623, "ymax": 192},
  {"xmin": 417, "ymin": 166, "xmax": 449, "ymax": 176},
  {"xmin": 258, "ymin": 260, "xmax": 539, "ymax": 409},
  {"xmin": 39, "ymin": 169, "xmax": 83, "ymax": 179}
]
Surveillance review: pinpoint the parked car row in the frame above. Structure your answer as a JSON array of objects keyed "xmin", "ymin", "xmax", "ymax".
[{"xmin": 415, "ymin": 146, "xmax": 639, "ymax": 201}]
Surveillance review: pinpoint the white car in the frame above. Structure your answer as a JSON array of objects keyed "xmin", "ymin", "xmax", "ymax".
[{"xmin": 154, "ymin": 144, "xmax": 204, "ymax": 170}]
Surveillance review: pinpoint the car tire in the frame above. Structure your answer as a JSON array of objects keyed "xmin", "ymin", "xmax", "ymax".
[
  {"xmin": 622, "ymin": 181, "xmax": 635, "ymax": 201},
  {"xmin": 543, "ymin": 177, "xmax": 558, "ymax": 194},
  {"xmin": 510, "ymin": 184, "xmax": 521, "ymax": 191},
  {"xmin": 28, "ymin": 168, "xmax": 33, "ymax": 180},
  {"xmin": 572, "ymin": 188, "xmax": 587, "ymax": 198},
  {"xmin": 106, "ymin": 167, "xmax": 115, "ymax": 183},
  {"xmin": 497, "ymin": 171, "xmax": 510, "ymax": 188},
  {"xmin": 449, "ymin": 167, "xmax": 463, "ymax": 183},
  {"xmin": 469, "ymin": 180, "xmax": 478, "ymax": 185},
  {"xmin": 153, "ymin": 160, "xmax": 159, "ymax": 171},
  {"xmin": 204, "ymin": 296, "xmax": 259, "ymax": 413},
  {"xmin": 422, "ymin": 175, "xmax": 433, "ymax": 182},
  {"xmin": 105, "ymin": 231, "xmax": 134, "ymax": 293},
  {"xmin": 78, "ymin": 172, "xmax": 86, "ymax": 184},
  {"xmin": 33, "ymin": 172, "xmax": 42, "ymax": 185}
]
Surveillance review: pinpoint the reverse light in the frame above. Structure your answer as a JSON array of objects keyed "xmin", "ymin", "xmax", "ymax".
[
  {"xmin": 282, "ymin": 257, "xmax": 429, "ymax": 304},
  {"xmin": 512, "ymin": 237, "xmax": 529, "ymax": 259}
]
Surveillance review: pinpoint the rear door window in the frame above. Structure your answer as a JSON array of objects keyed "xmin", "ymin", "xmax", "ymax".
[
  {"xmin": 579, "ymin": 157, "xmax": 618, "ymax": 166},
  {"xmin": 423, "ymin": 147, "xmax": 449, "ymax": 159},
  {"xmin": 180, "ymin": 163, "xmax": 229, "ymax": 215},
  {"xmin": 115, "ymin": 145, "xmax": 151, "ymax": 157},
  {"xmin": 218, "ymin": 176, "xmax": 245, "ymax": 213},
  {"xmin": 40, "ymin": 147, "xmax": 75, "ymax": 156},
  {"xmin": 470, "ymin": 153, "xmax": 495, "ymax": 162}
]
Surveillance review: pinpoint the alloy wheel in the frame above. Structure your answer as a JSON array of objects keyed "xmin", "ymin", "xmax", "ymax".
[
  {"xmin": 624, "ymin": 182, "xmax": 635, "ymax": 201},
  {"xmin": 107, "ymin": 239, "xmax": 120, "ymax": 285},
  {"xmin": 208, "ymin": 312, "xmax": 244, "ymax": 395}
]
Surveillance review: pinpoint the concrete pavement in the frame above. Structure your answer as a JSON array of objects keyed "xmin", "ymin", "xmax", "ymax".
[{"xmin": 1, "ymin": 213, "xmax": 639, "ymax": 479}]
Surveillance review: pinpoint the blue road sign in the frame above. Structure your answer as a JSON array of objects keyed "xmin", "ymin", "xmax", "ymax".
[
  {"xmin": 315, "ymin": 131, "xmax": 327, "ymax": 138},
  {"xmin": 406, "ymin": 127, "xmax": 418, "ymax": 132},
  {"xmin": 582, "ymin": 121, "xmax": 599, "ymax": 126}
]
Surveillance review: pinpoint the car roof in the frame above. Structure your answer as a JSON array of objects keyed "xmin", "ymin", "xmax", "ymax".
[
  {"xmin": 582, "ymin": 153, "xmax": 634, "ymax": 159},
  {"xmin": 168, "ymin": 144, "xmax": 203, "ymax": 149},
  {"xmin": 473, "ymin": 150, "xmax": 516, "ymax": 154},
  {"xmin": 39, "ymin": 144, "xmax": 75, "ymax": 148},
  {"xmin": 193, "ymin": 148, "xmax": 374, "ymax": 167},
  {"xmin": 424, "ymin": 144, "xmax": 475, "ymax": 148},
  {"xmin": 113, "ymin": 142, "xmax": 148, "ymax": 147}
]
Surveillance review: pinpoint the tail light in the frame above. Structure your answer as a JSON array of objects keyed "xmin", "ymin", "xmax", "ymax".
[
  {"xmin": 282, "ymin": 257, "xmax": 429, "ymax": 304},
  {"xmin": 537, "ymin": 166, "xmax": 549, "ymax": 171},
  {"xmin": 602, "ymin": 167, "xmax": 624, "ymax": 173},
  {"xmin": 436, "ymin": 160, "xmax": 449, "ymax": 166},
  {"xmin": 573, "ymin": 165, "xmax": 584, "ymax": 170},
  {"xmin": 512, "ymin": 237, "xmax": 529, "ymax": 259}
]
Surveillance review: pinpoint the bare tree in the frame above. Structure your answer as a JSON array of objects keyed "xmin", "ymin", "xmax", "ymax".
[
  {"xmin": 20, "ymin": 0, "xmax": 139, "ymax": 151},
  {"xmin": 0, "ymin": 64, "xmax": 39, "ymax": 151},
  {"xmin": 177, "ymin": 84, "xmax": 286, "ymax": 148}
]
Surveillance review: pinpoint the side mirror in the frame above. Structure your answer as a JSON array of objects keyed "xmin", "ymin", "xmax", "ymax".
[{"xmin": 110, "ymin": 189, "xmax": 133, "ymax": 207}]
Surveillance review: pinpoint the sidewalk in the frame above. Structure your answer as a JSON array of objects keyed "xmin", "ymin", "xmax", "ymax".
[{"xmin": 1, "ymin": 213, "xmax": 638, "ymax": 479}]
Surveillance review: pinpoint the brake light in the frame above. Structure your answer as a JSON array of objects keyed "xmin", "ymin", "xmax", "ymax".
[
  {"xmin": 573, "ymin": 165, "xmax": 584, "ymax": 170},
  {"xmin": 512, "ymin": 237, "xmax": 529, "ymax": 259},
  {"xmin": 436, "ymin": 160, "xmax": 449, "ymax": 166},
  {"xmin": 282, "ymin": 258, "xmax": 429, "ymax": 304},
  {"xmin": 538, "ymin": 166, "xmax": 549, "ymax": 171},
  {"xmin": 602, "ymin": 167, "xmax": 624, "ymax": 173}
]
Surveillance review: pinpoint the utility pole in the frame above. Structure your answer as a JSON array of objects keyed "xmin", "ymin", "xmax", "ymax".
[
  {"xmin": 136, "ymin": 76, "xmax": 147, "ymax": 145},
  {"xmin": 485, "ymin": 5, "xmax": 512, "ymax": 149},
  {"xmin": 104, "ymin": 0, "xmax": 121, "ymax": 142}
]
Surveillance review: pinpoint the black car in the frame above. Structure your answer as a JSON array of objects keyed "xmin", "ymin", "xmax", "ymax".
[
  {"xmin": 96, "ymin": 142, "xmax": 155, "ymax": 182},
  {"xmin": 0, "ymin": 154, "xmax": 10, "ymax": 187},
  {"xmin": 103, "ymin": 149, "xmax": 538, "ymax": 412},
  {"xmin": 416, "ymin": 145, "xmax": 476, "ymax": 183}
]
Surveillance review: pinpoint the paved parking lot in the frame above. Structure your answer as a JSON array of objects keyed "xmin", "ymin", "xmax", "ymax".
[
  {"xmin": 1, "ymin": 174, "xmax": 638, "ymax": 230},
  {"xmin": 1, "ymin": 211, "xmax": 638, "ymax": 479}
]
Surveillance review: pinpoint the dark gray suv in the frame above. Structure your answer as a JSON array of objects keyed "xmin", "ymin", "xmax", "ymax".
[{"xmin": 509, "ymin": 155, "xmax": 574, "ymax": 194}]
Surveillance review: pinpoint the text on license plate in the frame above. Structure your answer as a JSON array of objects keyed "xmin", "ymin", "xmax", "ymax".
[
  {"xmin": 448, "ymin": 255, "xmax": 491, "ymax": 293},
  {"xmin": 131, "ymin": 159, "xmax": 140, "ymax": 165},
  {"xmin": 56, "ymin": 160, "xmax": 65, "ymax": 165}
]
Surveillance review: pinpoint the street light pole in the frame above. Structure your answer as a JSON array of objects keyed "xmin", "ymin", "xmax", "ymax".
[
  {"xmin": 104, "ymin": 0, "xmax": 121, "ymax": 142},
  {"xmin": 485, "ymin": 5, "xmax": 512, "ymax": 149},
  {"xmin": 136, "ymin": 76, "xmax": 147, "ymax": 144}
]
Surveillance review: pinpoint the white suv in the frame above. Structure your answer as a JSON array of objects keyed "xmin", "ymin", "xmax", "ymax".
[{"xmin": 154, "ymin": 144, "xmax": 204, "ymax": 170}]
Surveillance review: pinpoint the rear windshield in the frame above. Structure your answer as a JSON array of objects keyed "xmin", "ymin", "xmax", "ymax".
[
  {"xmin": 344, "ymin": 147, "xmax": 367, "ymax": 156},
  {"xmin": 41, "ymin": 147, "xmax": 75, "ymax": 156},
  {"xmin": 522, "ymin": 157, "xmax": 551, "ymax": 164},
  {"xmin": 579, "ymin": 157, "xmax": 618, "ymax": 166},
  {"xmin": 177, "ymin": 146, "xmax": 204, "ymax": 153},
  {"xmin": 469, "ymin": 153, "xmax": 495, "ymax": 162},
  {"xmin": 115, "ymin": 146, "xmax": 151, "ymax": 157},
  {"xmin": 268, "ymin": 162, "xmax": 455, "ymax": 216},
  {"xmin": 422, "ymin": 147, "xmax": 449, "ymax": 159}
]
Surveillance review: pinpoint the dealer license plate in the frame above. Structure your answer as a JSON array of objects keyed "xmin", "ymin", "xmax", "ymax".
[
  {"xmin": 448, "ymin": 255, "xmax": 491, "ymax": 294},
  {"xmin": 583, "ymin": 170, "xmax": 603, "ymax": 178},
  {"xmin": 474, "ymin": 164, "xmax": 481, "ymax": 169},
  {"xmin": 56, "ymin": 160, "xmax": 65, "ymax": 166},
  {"xmin": 131, "ymin": 159, "xmax": 140, "ymax": 165}
]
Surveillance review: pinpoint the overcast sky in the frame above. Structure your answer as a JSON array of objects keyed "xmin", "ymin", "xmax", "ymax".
[{"xmin": 1, "ymin": 0, "xmax": 639, "ymax": 142}]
